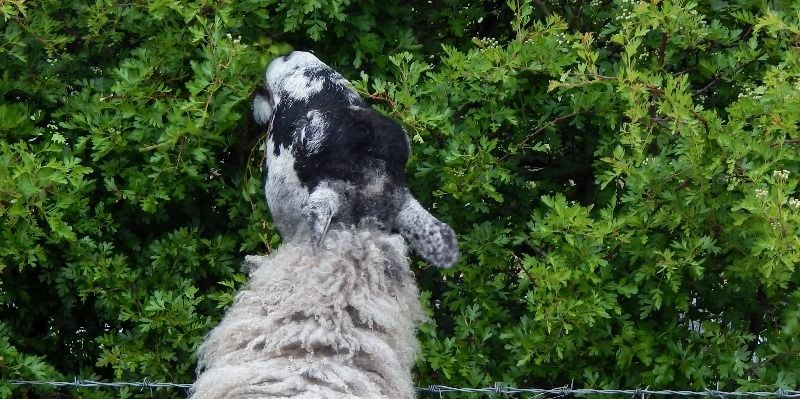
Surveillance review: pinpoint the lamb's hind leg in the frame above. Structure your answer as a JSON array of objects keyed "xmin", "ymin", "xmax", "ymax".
[{"xmin": 395, "ymin": 195, "xmax": 459, "ymax": 268}]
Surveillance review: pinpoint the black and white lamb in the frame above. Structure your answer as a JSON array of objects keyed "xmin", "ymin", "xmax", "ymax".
[
  {"xmin": 190, "ymin": 51, "xmax": 458, "ymax": 399},
  {"xmin": 252, "ymin": 51, "xmax": 458, "ymax": 267}
]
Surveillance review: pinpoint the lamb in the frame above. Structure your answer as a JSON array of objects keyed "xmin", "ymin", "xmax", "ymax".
[
  {"xmin": 252, "ymin": 51, "xmax": 458, "ymax": 267},
  {"xmin": 190, "ymin": 51, "xmax": 458, "ymax": 399}
]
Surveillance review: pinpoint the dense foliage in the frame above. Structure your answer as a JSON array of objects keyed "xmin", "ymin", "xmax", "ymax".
[{"xmin": 2, "ymin": 0, "xmax": 799, "ymax": 397}]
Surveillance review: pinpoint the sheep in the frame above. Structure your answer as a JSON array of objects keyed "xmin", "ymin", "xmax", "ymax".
[
  {"xmin": 190, "ymin": 229, "xmax": 425, "ymax": 399},
  {"xmin": 252, "ymin": 51, "xmax": 458, "ymax": 267},
  {"xmin": 190, "ymin": 51, "xmax": 458, "ymax": 399}
]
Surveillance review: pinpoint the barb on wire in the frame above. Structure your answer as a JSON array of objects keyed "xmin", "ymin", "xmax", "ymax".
[{"xmin": 5, "ymin": 379, "xmax": 800, "ymax": 398}]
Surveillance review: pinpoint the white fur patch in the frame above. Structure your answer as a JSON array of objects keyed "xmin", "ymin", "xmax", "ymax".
[
  {"xmin": 281, "ymin": 74, "xmax": 324, "ymax": 102},
  {"xmin": 303, "ymin": 110, "xmax": 328, "ymax": 154},
  {"xmin": 265, "ymin": 139, "xmax": 308, "ymax": 240},
  {"xmin": 253, "ymin": 93, "xmax": 274, "ymax": 126},
  {"xmin": 265, "ymin": 53, "xmax": 326, "ymax": 103}
]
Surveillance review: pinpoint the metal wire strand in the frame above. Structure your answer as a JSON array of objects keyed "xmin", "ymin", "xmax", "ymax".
[{"xmin": 6, "ymin": 379, "xmax": 800, "ymax": 398}]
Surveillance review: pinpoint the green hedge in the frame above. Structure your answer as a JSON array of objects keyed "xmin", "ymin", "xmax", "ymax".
[{"xmin": 1, "ymin": 0, "xmax": 799, "ymax": 397}]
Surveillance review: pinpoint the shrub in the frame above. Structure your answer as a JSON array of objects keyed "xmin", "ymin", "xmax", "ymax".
[{"xmin": 1, "ymin": 1, "xmax": 799, "ymax": 397}]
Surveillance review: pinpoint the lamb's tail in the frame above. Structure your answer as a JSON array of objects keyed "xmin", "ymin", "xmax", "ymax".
[{"xmin": 395, "ymin": 195, "xmax": 459, "ymax": 268}]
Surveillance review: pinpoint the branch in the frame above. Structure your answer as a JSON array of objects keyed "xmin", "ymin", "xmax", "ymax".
[
  {"xmin": 357, "ymin": 88, "xmax": 397, "ymax": 110},
  {"xmin": 772, "ymin": 139, "xmax": 800, "ymax": 148},
  {"xmin": 657, "ymin": 32, "xmax": 668, "ymax": 69},
  {"xmin": 695, "ymin": 50, "xmax": 766, "ymax": 95},
  {"xmin": 501, "ymin": 111, "xmax": 593, "ymax": 161},
  {"xmin": 689, "ymin": 109, "xmax": 709, "ymax": 132},
  {"xmin": 693, "ymin": 74, "xmax": 722, "ymax": 95}
]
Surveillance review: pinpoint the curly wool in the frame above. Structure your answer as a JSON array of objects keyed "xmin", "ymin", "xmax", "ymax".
[{"xmin": 190, "ymin": 229, "xmax": 426, "ymax": 399}]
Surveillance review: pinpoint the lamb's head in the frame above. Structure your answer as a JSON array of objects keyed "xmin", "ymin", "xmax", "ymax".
[{"xmin": 253, "ymin": 51, "xmax": 458, "ymax": 268}]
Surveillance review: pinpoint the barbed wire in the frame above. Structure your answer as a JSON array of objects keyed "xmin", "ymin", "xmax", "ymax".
[
  {"xmin": 420, "ymin": 385, "xmax": 800, "ymax": 398},
  {"xmin": 5, "ymin": 379, "xmax": 800, "ymax": 398},
  {"xmin": 7, "ymin": 378, "xmax": 192, "ymax": 391}
]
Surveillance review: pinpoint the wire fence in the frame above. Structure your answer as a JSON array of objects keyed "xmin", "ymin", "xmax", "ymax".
[
  {"xmin": 5, "ymin": 379, "xmax": 800, "ymax": 398},
  {"xmin": 7, "ymin": 378, "xmax": 192, "ymax": 390}
]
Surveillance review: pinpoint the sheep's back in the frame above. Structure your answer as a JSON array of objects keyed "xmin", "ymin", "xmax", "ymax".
[{"xmin": 191, "ymin": 229, "xmax": 425, "ymax": 399}]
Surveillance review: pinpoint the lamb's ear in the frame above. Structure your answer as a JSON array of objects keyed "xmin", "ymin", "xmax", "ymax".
[
  {"xmin": 253, "ymin": 87, "xmax": 274, "ymax": 127},
  {"xmin": 396, "ymin": 195, "xmax": 459, "ymax": 268},
  {"xmin": 302, "ymin": 185, "xmax": 340, "ymax": 246}
]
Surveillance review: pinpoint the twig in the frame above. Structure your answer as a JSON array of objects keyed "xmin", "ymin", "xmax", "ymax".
[
  {"xmin": 139, "ymin": 142, "xmax": 171, "ymax": 152},
  {"xmin": 694, "ymin": 50, "xmax": 766, "ymax": 95},
  {"xmin": 658, "ymin": 32, "xmax": 668, "ymax": 69},
  {"xmin": 500, "ymin": 111, "xmax": 594, "ymax": 161},
  {"xmin": 359, "ymin": 90, "xmax": 397, "ymax": 110}
]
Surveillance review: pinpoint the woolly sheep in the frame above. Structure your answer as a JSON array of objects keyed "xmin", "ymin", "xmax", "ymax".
[{"xmin": 190, "ymin": 229, "xmax": 426, "ymax": 399}]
